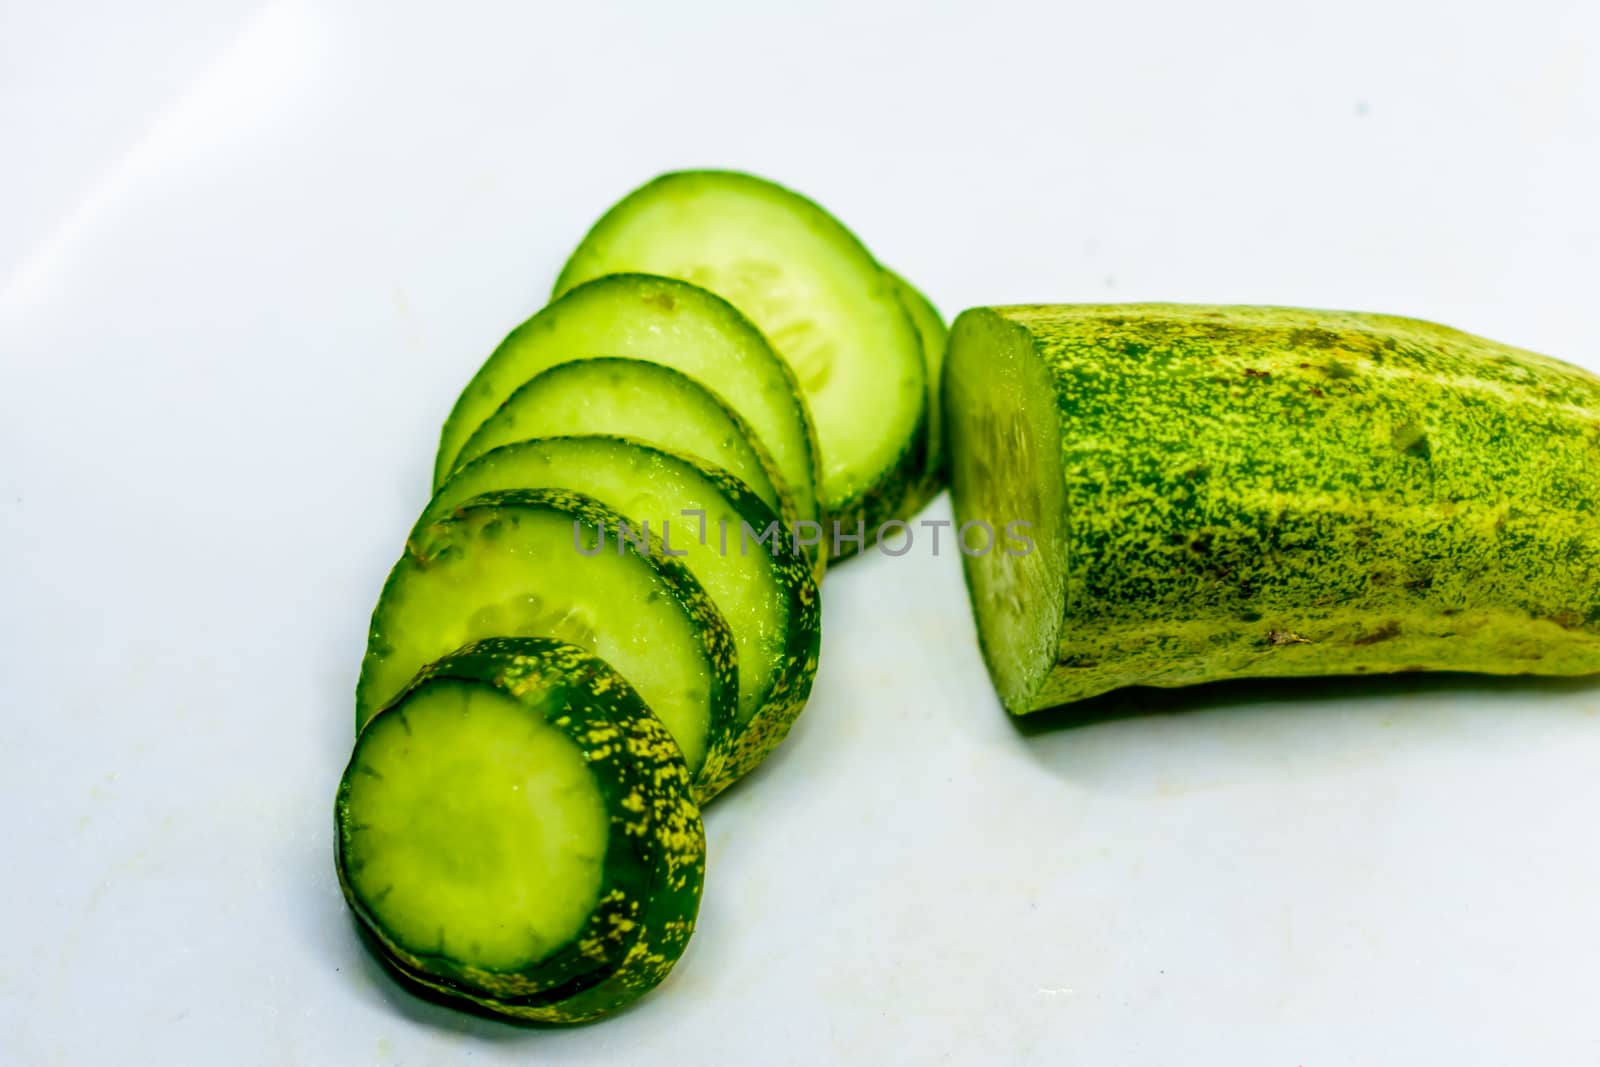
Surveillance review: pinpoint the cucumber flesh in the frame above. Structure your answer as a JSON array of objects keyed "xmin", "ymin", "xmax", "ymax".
[
  {"xmin": 554, "ymin": 171, "xmax": 927, "ymax": 538},
  {"xmin": 946, "ymin": 309, "xmax": 1068, "ymax": 711},
  {"xmin": 434, "ymin": 273, "xmax": 821, "ymax": 534},
  {"xmin": 419, "ymin": 435, "xmax": 822, "ymax": 796},
  {"xmin": 888, "ymin": 271, "xmax": 948, "ymax": 516},
  {"xmin": 340, "ymin": 678, "xmax": 609, "ymax": 973},
  {"xmin": 948, "ymin": 303, "xmax": 1600, "ymax": 713},
  {"xmin": 454, "ymin": 358, "xmax": 793, "ymax": 535},
  {"xmin": 357, "ymin": 489, "xmax": 738, "ymax": 789},
  {"xmin": 337, "ymin": 637, "xmax": 706, "ymax": 1023}
]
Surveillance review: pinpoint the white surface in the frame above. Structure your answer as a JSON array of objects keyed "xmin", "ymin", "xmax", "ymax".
[{"xmin": 4, "ymin": 1, "xmax": 1600, "ymax": 1063}]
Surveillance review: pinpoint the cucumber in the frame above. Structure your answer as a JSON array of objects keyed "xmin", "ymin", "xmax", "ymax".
[
  {"xmin": 336, "ymin": 637, "xmax": 704, "ymax": 1024},
  {"xmin": 433, "ymin": 273, "xmax": 822, "ymax": 534},
  {"xmin": 356, "ymin": 489, "xmax": 738, "ymax": 796},
  {"xmin": 553, "ymin": 171, "xmax": 927, "ymax": 544},
  {"xmin": 946, "ymin": 303, "xmax": 1600, "ymax": 713},
  {"xmin": 454, "ymin": 357, "xmax": 796, "ymax": 540},
  {"xmin": 888, "ymin": 271, "xmax": 948, "ymax": 516},
  {"xmin": 419, "ymin": 435, "xmax": 822, "ymax": 797}
]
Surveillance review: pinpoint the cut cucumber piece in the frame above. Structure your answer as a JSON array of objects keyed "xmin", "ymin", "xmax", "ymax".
[
  {"xmin": 454, "ymin": 358, "xmax": 795, "ymax": 539},
  {"xmin": 420, "ymin": 435, "xmax": 822, "ymax": 797},
  {"xmin": 356, "ymin": 488, "xmax": 738, "ymax": 794},
  {"xmin": 947, "ymin": 303, "xmax": 1600, "ymax": 714},
  {"xmin": 888, "ymin": 270, "xmax": 948, "ymax": 516},
  {"xmin": 337, "ymin": 637, "xmax": 705, "ymax": 1023},
  {"xmin": 554, "ymin": 171, "xmax": 927, "ymax": 542},
  {"xmin": 434, "ymin": 273, "xmax": 821, "ymax": 535}
]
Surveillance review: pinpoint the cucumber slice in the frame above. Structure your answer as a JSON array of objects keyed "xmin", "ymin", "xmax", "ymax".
[
  {"xmin": 454, "ymin": 358, "xmax": 795, "ymax": 539},
  {"xmin": 337, "ymin": 637, "xmax": 705, "ymax": 1023},
  {"xmin": 554, "ymin": 171, "xmax": 927, "ymax": 541},
  {"xmin": 433, "ymin": 273, "xmax": 822, "ymax": 533},
  {"xmin": 356, "ymin": 489, "xmax": 738, "ymax": 794},
  {"xmin": 420, "ymin": 435, "xmax": 822, "ymax": 797},
  {"xmin": 888, "ymin": 270, "xmax": 948, "ymax": 517},
  {"xmin": 947, "ymin": 303, "xmax": 1600, "ymax": 714}
]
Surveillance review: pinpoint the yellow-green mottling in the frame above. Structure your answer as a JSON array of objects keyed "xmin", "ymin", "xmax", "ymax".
[
  {"xmin": 335, "ymin": 637, "xmax": 706, "ymax": 1024},
  {"xmin": 946, "ymin": 304, "xmax": 1600, "ymax": 713}
]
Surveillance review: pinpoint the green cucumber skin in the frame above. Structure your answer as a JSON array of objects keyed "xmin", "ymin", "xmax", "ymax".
[
  {"xmin": 337, "ymin": 637, "xmax": 705, "ymax": 1024},
  {"xmin": 888, "ymin": 271, "xmax": 949, "ymax": 518},
  {"xmin": 357, "ymin": 488, "xmax": 741, "ymax": 803},
  {"xmin": 951, "ymin": 304, "xmax": 1600, "ymax": 712}
]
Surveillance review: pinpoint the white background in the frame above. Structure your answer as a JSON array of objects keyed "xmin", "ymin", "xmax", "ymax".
[{"xmin": 3, "ymin": 2, "xmax": 1599, "ymax": 1064}]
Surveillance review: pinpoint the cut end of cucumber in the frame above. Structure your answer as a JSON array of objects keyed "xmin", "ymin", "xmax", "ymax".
[
  {"xmin": 420, "ymin": 435, "xmax": 799, "ymax": 732},
  {"xmin": 358, "ymin": 493, "xmax": 729, "ymax": 776},
  {"xmin": 434, "ymin": 272, "xmax": 822, "ymax": 537},
  {"xmin": 553, "ymin": 172, "xmax": 924, "ymax": 528},
  {"xmin": 453, "ymin": 358, "xmax": 788, "ymax": 523},
  {"xmin": 339, "ymin": 679, "xmax": 609, "ymax": 974},
  {"xmin": 946, "ymin": 309, "xmax": 1070, "ymax": 714}
]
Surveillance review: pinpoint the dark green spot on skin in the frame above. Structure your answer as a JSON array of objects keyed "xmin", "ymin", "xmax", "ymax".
[
  {"xmin": 1354, "ymin": 620, "xmax": 1402, "ymax": 645},
  {"xmin": 1392, "ymin": 421, "xmax": 1432, "ymax": 459},
  {"xmin": 1287, "ymin": 327, "xmax": 1346, "ymax": 351}
]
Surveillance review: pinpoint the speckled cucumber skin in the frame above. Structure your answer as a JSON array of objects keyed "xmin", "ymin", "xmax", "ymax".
[
  {"xmin": 356, "ymin": 488, "xmax": 740, "ymax": 803},
  {"xmin": 336, "ymin": 637, "xmax": 705, "ymax": 1024},
  {"xmin": 950, "ymin": 304, "xmax": 1600, "ymax": 712}
]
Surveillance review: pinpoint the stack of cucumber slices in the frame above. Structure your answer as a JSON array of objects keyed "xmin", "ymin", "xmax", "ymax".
[{"xmin": 335, "ymin": 171, "xmax": 946, "ymax": 1023}]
